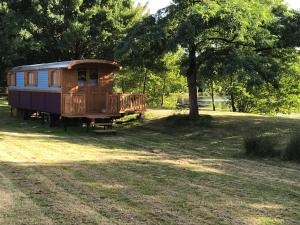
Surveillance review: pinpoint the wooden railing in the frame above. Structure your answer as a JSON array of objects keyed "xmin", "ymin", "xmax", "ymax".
[
  {"xmin": 106, "ymin": 94, "xmax": 146, "ymax": 114},
  {"xmin": 62, "ymin": 94, "xmax": 86, "ymax": 115},
  {"xmin": 0, "ymin": 87, "xmax": 8, "ymax": 94}
]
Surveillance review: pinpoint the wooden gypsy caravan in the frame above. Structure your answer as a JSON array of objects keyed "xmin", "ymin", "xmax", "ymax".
[{"xmin": 7, "ymin": 59, "xmax": 146, "ymax": 130}]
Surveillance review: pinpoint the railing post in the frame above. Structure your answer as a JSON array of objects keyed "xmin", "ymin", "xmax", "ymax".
[
  {"xmin": 118, "ymin": 94, "xmax": 121, "ymax": 113},
  {"xmin": 106, "ymin": 93, "xmax": 109, "ymax": 113}
]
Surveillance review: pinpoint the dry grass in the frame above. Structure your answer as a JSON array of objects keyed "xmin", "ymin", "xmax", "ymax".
[{"xmin": 0, "ymin": 97, "xmax": 300, "ymax": 225}]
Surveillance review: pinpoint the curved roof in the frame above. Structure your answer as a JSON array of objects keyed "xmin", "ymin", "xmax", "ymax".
[{"xmin": 10, "ymin": 59, "xmax": 122, "ymax": 72}]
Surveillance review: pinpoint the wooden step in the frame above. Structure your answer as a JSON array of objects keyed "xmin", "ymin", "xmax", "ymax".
[
  {"xmin": 93, "ymin": 129, "xmax": 116, "ymax": 134},
  {"xmin": 93, "ymin": 123, "xmax": 113, "ymax": 126}
]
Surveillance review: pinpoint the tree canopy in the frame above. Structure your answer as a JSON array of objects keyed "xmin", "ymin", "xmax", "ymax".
[
  {"xmin": 116, "ymin": 0, "xmax": 300, "ymax": 118},
  {"xmin": 0, "ymin": 0, "xmax": 144, "ymax": 83}
]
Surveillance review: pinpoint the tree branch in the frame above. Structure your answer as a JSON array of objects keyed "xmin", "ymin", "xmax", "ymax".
[{"xmin": 196, "ymin": 36, "xmax": 284, "ymax": 53}]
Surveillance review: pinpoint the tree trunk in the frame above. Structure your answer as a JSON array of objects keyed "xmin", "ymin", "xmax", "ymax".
[
  {"xmin": 142, "ymin": 72, "xmax": 147, "ymax": 94},
  {"xmin": 230, "ymin": 92, "xmax": 237, "ymax": 112},
  {"xmin": 230, "ymin": 76, "xmax": 237, "ymax": 112},
  {"xmin": 161, "ymin": 77, "xmax": 166, "ymax": 107},
  {"xmin": 210, "ymin": 80, "xmax": 216, "ymax": 111},
  {"xmin": 186, "ymin": 43, "xmax": 199, "ymax": 120}
]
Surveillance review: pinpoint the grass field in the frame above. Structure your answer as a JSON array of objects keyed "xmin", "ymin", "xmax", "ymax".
[{"xmin": 0, "ymin": 97, "xmax": 300, "ymax": 225}]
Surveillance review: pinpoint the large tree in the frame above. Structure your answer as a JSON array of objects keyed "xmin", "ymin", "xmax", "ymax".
[{"xmin": 116, "ymin": 0, "xmax": 297, "ymax": 119}]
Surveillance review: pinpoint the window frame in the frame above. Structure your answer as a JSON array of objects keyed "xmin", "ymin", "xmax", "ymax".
[
  {"xmin": 24, "ymin": 71, "xmax": 38, "ymax": 86},
  {"xmin": 77, "ymin": 69, "xmax": 87, "ymax": 87},
  {"xmin": 89, "ymin": 68, "xmax": 99, "ymax": 86},
  {"xmin": 7, "ymin": 72, "xmax": 16, "ymax": 86},
  {"xmin": 48, "ymin": 70, "xmax": 62, "ymax": 87}
]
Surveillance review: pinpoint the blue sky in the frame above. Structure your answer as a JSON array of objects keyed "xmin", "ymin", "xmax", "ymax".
[{"xmin": 135, "ymin": 0, "xmax": 300, "ymax": 14}]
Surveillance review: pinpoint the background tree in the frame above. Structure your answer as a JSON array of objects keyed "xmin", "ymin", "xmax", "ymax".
[
  {"xmin": 0, "ymin": 0, "xmax": 144, "ymax": 82},
  {"xmin": 116, "ymin": 0, "xmax": 294, "ymax": 119},
  {"xmin": 114, "ymin": 49, "xmax": 186, "ymax": 107}
]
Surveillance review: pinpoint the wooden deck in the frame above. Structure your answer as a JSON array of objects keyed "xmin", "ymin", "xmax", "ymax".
[
  {"xmin": 62, "ymin": 93, "xmax": 146, "ymax": 116},
  {"xmin": 106, "ymin": 94, "xmax": 146, "ymax": 114}
]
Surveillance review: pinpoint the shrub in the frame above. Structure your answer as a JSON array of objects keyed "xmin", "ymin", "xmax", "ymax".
[
  {"xmin": 285, "ymin": 133, "xmax": 300, "ymax": 162},
  {"xmin": 244, "ymin": 134, "xmax": 279, "ymax": 158}
]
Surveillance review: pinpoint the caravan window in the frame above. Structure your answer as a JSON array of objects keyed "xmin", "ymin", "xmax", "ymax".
[
  {"xmin": 90, "ymin": 69, "xmax": 98, "ymax": 86},
  {"xmin": 78, "ymin": 70, "xmax": 87, "ymax": 87},
  {"xmin": 49, "ymin": 70, "xmax": 61, "ymax": 87},
  {"xmin": 7, "ymin": 72, "xmax": 16, "ymax": 86},
  {"xmin": 25, "ymin": 71, "xmax": 38, "ymax": 86}
]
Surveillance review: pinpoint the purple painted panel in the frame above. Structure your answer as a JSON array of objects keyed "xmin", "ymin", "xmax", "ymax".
[
  {"xmin": 8, "ymin": 90, "xmax": 61, "ymax": 114},
  {"xmin": 31, "ymin": 92, "xmax": 46, "ymax": 111},
  {"xmin": 19, "ymin": 92, "xmax": 31, "ymax": 109},
  {"xmin": 46, "ymin": 93, "xmax": 61, "ymax": 114},
  {"xmin": 8, "ymin": 90, "xmax": 19, "ymax": 108}
]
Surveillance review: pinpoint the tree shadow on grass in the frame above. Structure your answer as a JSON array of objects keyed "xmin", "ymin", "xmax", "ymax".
[
  {"xmin": 1, "ymin": 98, "xmax": 300, "ymax": 162},
  {"xmin": 0, "ymin": 99, "xmax": 223, "ymax": 161},
  {"xmin": 1, "ymin": 159, "xmax": 299, "ymax": 225},
  {"xmin": 1, "ymin": 98, "xmax": 300, "ymax": 224}
]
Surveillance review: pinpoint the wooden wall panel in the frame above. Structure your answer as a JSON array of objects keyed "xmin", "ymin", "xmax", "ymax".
[
  {"xmin": 62, "ymin": 94, "xmax": 86, "ymax": 115},
  {"xmin": 62, "ymin": 69, "xmax": 78, "ymax": 93},
  {"xmin": 61, "ymin": 65, "xmax": 116, "ymax": 115}
]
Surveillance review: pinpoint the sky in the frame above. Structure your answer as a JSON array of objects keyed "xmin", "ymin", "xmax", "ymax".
[
  {"xmin": 135, "ymin": 0, "xmax": 172, "ymax": 14},
  {"xmin": 135, "ymin": 0, "xmax": 300, "ymax": 14}
]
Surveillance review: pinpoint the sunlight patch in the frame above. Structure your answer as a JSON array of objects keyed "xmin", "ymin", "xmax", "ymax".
[
  {"xmin": 0, "ymin": 131, "xmax": 56, "ymax": 139},
  {"xmin": 85, "ymin": 182, "xmax": 125, "ymax": 190},
  {"xmin": 0, "ymin": 189, "xmax": 13, "ymax": 211},
  {"xmin": 250, "ymin": 203, "xmax": 284, "ymax": 210},
  {"xmin": 160, "ymin": 159, "xmax": 226, "ymax": 174},
  {"xmin": 246, "ymin": 216, "xmax": 284, "ymax": 225}
]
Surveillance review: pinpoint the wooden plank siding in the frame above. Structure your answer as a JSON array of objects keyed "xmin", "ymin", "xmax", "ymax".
[
  {"xmin": 61, "ymin": 65, "xmax": 115, "ymax": 115},
  {"xmin": 62, "ymin": 94, "xmax": 86, "ymax": 115}
]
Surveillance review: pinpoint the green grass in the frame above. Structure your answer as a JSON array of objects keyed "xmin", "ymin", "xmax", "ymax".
[{"xmin": 0, "ymin": 97, "xmax": 300, "ymax": 225}]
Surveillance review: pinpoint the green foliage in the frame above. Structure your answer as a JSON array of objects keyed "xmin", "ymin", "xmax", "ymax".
[
  {"xmin": 0, "ymin": 1, "xmax": 24, "ymax": 83},
  {"xmin": 115, "ymin": 15, "xmax": 167, "ymax": 71},
  {"xmin": 285, "ymin": 133, "xmax": 300, "ymax": 162},
  {"xmin": 215, "ymin": 55, "xmax": 300, "ymax": 114},
  {"xmin": 244, "ymin": 134, "xmax": 280, "ymax": 158},
  {"xmin": 116, "ymin": 0, "xmax": 300, "ymax": 116},
  {"xmin": 0, "ymin": 0, "xmax": 144, "ymax": 81},
  {"xmin": 114, "ymin": 50, "xmax": 187, "ymax": 107}
]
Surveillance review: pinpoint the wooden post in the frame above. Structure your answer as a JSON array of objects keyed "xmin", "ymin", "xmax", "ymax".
[
  {"xmin": 106, "ymin": 93, "xmax": 109, "ymax": 113},
  {"xmin": 63, "ymin": 117, "xmax": 68, "ymax": 132}
]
